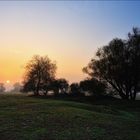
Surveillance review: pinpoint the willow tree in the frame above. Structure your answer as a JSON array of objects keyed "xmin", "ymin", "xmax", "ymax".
[
  {"xmin": 83, "ymin": 28, "xmax": 140, "ymax": 100},
  {"xmin": 23, "ymin": 55, "xmax": 57, "ymax": 95}
]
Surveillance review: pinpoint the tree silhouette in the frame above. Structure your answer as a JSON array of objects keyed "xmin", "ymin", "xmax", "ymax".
[
  {"xmin": 56, "ymin": 78, "xmax": 69, "ymax": 94},
  {"xmin": 69, "ymin": 83, "xmax": 80, "ymax": 95},
  {"xmin": 80, "ymin": 78, "xmax": 106, "ymax": 96},
  {"xmin": 50, "ymin": 78, "xmax": 69, "ymax": 96},
  {"xmin": 23, "ymin": 55, "xmax": 56, "ymax": 95},
  {"xmin": 83, "ymin": 28, "xmax": 140, "ymax": 100},
  {"xmin": 12, "ymin": 82, "xmax": 22, "ymax": 92}
]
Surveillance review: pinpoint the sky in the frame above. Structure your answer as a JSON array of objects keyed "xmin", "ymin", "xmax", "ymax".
[{"xmin": 0, "ymin": 1, "xmax": 140, "ymax": 90}]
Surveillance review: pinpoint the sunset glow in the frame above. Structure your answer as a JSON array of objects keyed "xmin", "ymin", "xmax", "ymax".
[
  {"xmin": 6, "ymin": 80, "xmax": 10, "ymax": 84},
  {"xmin": 0, "ymin": 1, "xmax": 140, "ymax": 90}
]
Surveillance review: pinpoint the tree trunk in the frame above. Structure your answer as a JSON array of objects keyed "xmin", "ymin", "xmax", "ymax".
[
  {"xmin": 44, "ymin": 90, "xmax": 48, "ymax": 96},
  {"xmin": 34, "ymin": 91, "xmax": 39, "ymax": 96},
  {"xmin": 54, "ymin": 88, "xmax": 59, "ymax": 96},
  {"xmin": 117, "ymin": 90, "xmax": 128, "ymax": 100},
  {"xmin": 36, "ymin": 85, "xmax": 39, "ymax": 96},
  {"xmin": 129, "ymin": 89, "xmax": 137, "ymax": 100},
  {"xmin": 132, "ymin": 89, "xmax": 137, "ymax": 100},
  {"xmin": 107, "ymin": 80, "xmax": 128, "ymax": 100},
  {"xmin": 35, "ymin": 77, "xmax": 41, "ymax": 96}
]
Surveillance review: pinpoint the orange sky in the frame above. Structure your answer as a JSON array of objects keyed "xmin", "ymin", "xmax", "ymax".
[{"xmin": 0, "ymin": 41, "xmax": 89, "ymax": 89}]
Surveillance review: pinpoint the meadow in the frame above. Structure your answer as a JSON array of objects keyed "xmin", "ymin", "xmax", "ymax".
[{"xmin": 0, "ymin": 94, "xmax": 140, "ymax": 140}]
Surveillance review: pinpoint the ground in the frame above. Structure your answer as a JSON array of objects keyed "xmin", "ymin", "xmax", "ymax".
[{"xmin": 0, "ymin": 94, "xmax": 140, "ymax": 140}]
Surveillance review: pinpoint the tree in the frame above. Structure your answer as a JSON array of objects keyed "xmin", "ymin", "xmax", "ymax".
[
  {"xmin": 83, "ymin": 28, "xmax": 140, "ymax": 100},
  {"xmin": 23, "ymin": 55, "xmax": 57, "ymax": 95},
  {"xmin": 69, "ymin": 83, "xmax": 81, "ymax": 95},
  {"xmin": 127, "ymin": 28, "xmax": 140, "ymax": 99},
  {"xmin": 12, "ymin": 82, "xmax": 22, "ymax": 92},
  {"xmin": 0, "ymin": 83, "xmax": 5, "ymax": 93},
  {"xmin": 51, "ymin": 78, "xmax": 69, "ymax": 95},
  {"xmin": 57, "ymin": 78, "xmax": 69, "ymax": 94},
  {"xmin": 80, "ymin": 78, "xmax": 106, "ymax": 96}
]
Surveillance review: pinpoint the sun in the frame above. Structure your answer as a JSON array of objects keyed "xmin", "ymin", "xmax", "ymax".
[{"xmin": 6, "ymin": 80, "xmax": 10, "ymax": 84}]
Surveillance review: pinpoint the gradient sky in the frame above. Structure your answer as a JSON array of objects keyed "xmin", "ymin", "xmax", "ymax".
[{"xmin": 0, "ymin": 1, "xmax": 140, "ymax": 89}]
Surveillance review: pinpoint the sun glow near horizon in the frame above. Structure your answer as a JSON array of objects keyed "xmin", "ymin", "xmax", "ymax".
[{"xmin": 6, "ymin": 80, "xmax": 10, "ymax": 84}]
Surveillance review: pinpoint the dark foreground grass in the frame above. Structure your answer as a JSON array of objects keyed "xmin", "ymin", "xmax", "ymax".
[{"xmin": 0, "ymin": 94, "xmax": 140, "ymax": 140}]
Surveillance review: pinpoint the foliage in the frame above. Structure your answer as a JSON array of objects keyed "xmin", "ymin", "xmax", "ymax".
[
  {"xmin": 69, "ymin": 83, "xmax": 81, "ymax": 96},
  {"xmin": 12, "ymin": 82, "xmax": 22, "ymax": 92},
  {"xmin": 51, "ymin": 78, "xmax": 69, "ymax": 95},
  {"xmin": 83, "ymin": 28, "xmax": 140, "ymax": 100},
  {"xmin": 80, "ymin": 78, "xmax": 106, "ymax": 96},
  {"xmin": 23, "ymin": 55, "xmax": 57, "ymax": 95}
]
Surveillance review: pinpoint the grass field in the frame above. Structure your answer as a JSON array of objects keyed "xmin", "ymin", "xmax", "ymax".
[{"xmin": 0, "ymin": 94, "xmax": 140, "ymax": 140}]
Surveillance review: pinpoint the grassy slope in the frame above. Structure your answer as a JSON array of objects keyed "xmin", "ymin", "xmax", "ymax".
[{"xmin": 0, "ymin": 94, "xmax": 140, "ymax": 140}]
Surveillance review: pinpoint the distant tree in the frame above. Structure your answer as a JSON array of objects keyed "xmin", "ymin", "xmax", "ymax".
[
  {"xmin": 50, "ymin": 78, "xmax": 69, "ymax": 95},
  {"xmin": 50, "ymin": 80, "xmax": 59, "ymax": 96},
  {"xmin": 23, "ymin": 55, "xmax": 57, "ymax": 95},
  {"xmin": 80, "ymin": 78, "xmax": 106, "ymax": 96},
  {"xmin": 12, "ymin": 82, "xmax": 22, "ymax": 92},
  {"xmin": 57, "ymin": 78, "xmax": 69, "ymax": 94},
  {"xmin": 83, "ymin": 28, "xmax": 140, "ymax": 100},
  {"xmin": 69, "ymin": 83, "xmax": 81, "ymax": 95},
  {"xmin": 0, "ymin": 83, "xmax": 5, "ymax": 93}
]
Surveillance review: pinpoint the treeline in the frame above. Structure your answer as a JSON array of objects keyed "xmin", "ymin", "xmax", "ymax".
[
  {"xmin": 2, "ymin": 27, "xmax": 140, "ymax": 100},
  {"xmin": 21, "ymin": 55, "xmax": 106, "ymax": 97}
]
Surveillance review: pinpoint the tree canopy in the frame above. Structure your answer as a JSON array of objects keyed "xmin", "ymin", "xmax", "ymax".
[
  {"xmin": 50, "ymin": 78, "xmax": 69, "ymax": 95},
  {"xmin": 80, "ymin": 78, "xmax": 106, "ymax": 96},
  {"xmin": 69, "ymin": 83, "xmax": 81, "ymax": 95},
  {"xmin": 83, "ymin": 28, "xmax": 140, "ymax": 100},
  {"xmin": 23, "ymin": 55, "xmax": 57, "ymax": 95}
]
